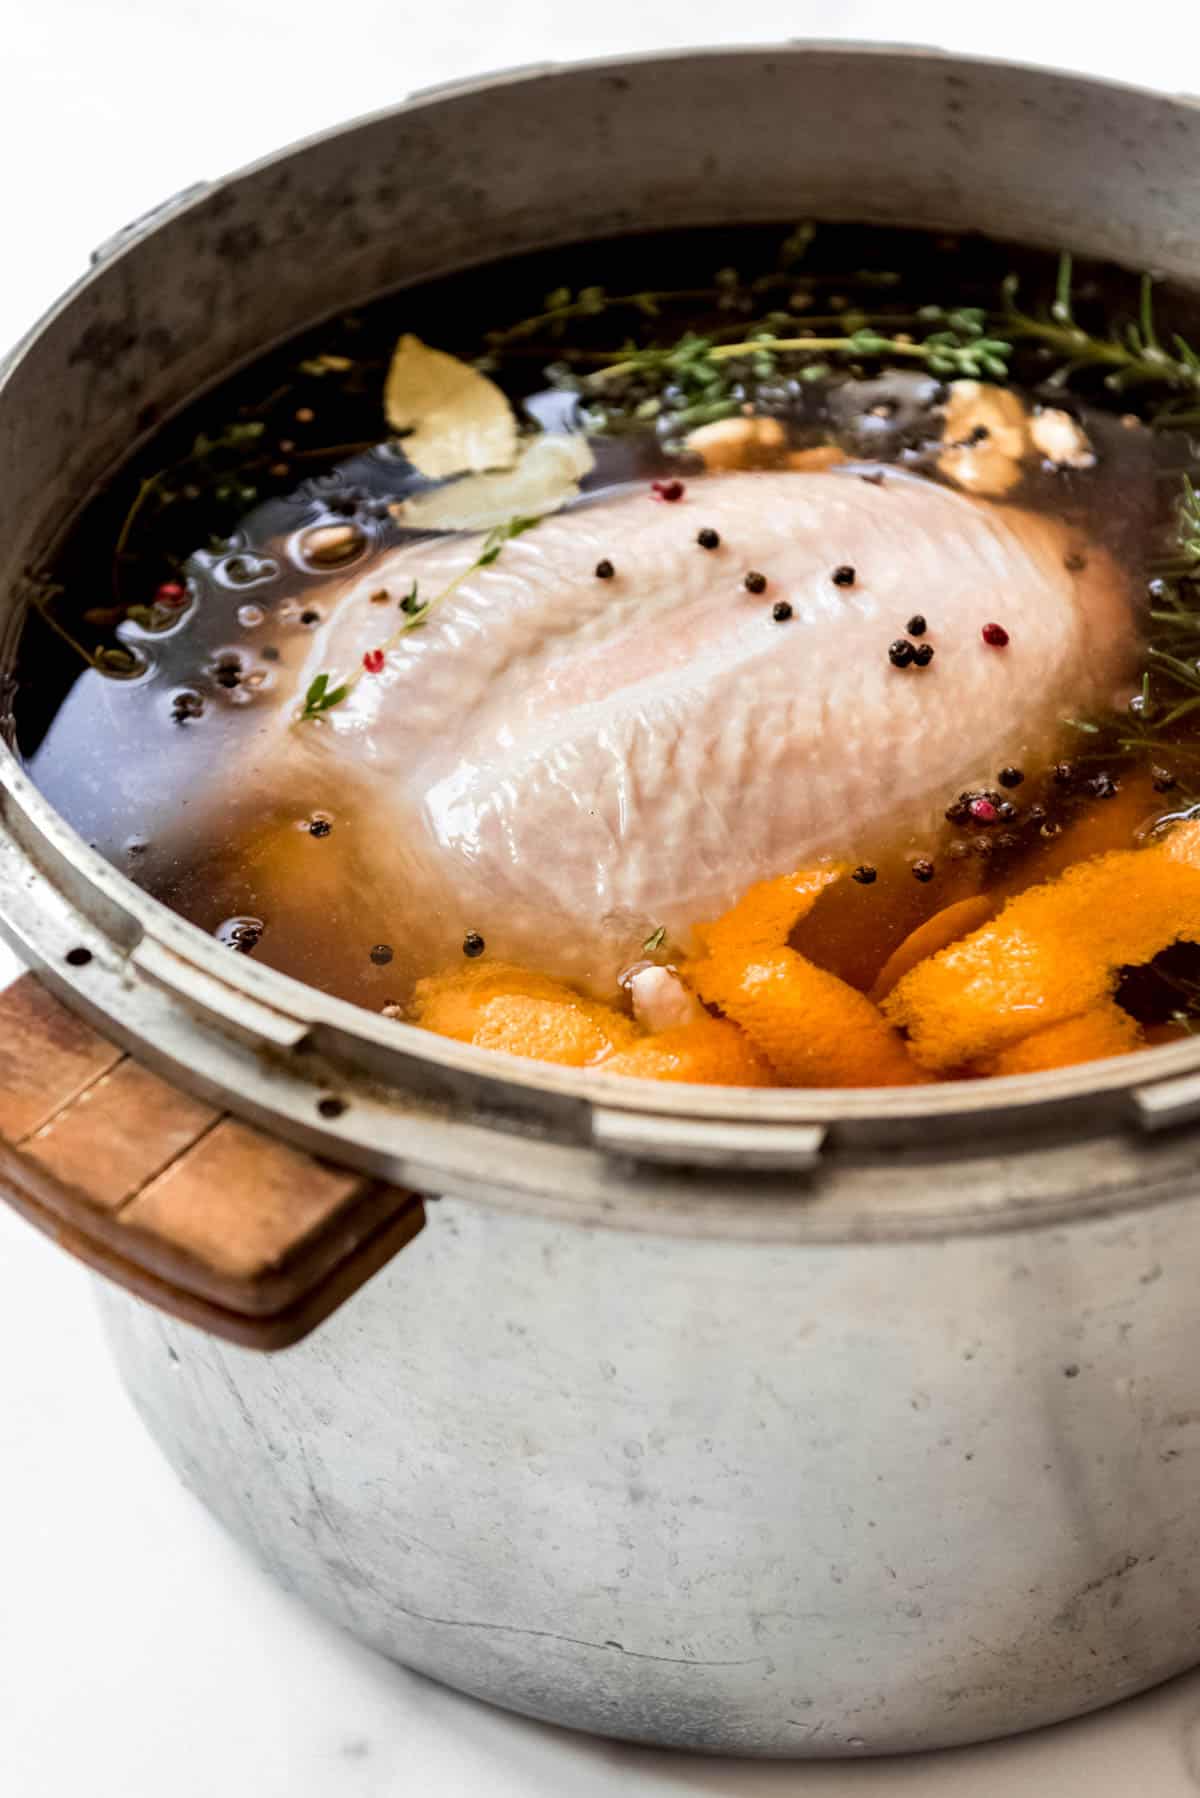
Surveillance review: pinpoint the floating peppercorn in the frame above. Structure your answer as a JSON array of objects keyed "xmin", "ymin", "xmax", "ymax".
[
  {"xmin": 969, "ymin": 424, "xmax": 990, "ymax": 444},
  {"xmin": 651, "ymin": 478, "xmax": 685, "ymax": 502},
  {"xmin": 370, "ymin": 944, "xmax": 394, "ymax": 966},
  {"xmin": 889, "ymin": 639, "xmax": 914, "ymax": 668},
  {"xmin": 362, "ymin": 648, "xmax": 385, "ymax": 675},
  {"xmin": 1088, "ymin": 773, "xmax": 1119, "ymax": 799},
  {"xmin": 852, "ymin": 865, "xmax": 877, "ymax": 885},
  {"xmin": 215, "ymin": 667, "xmax": 241, "ymax": 690},
  {"xmin": 944, "ymin": 798, "xmax": 968, "ymax": 823},
  {"xmin": 463, "ymin": 931, "xmax": 486, "ymax": 958},
  {"xmin": 996, "ymin": 800, "xmax": 1017, "ymax": 822},
  {"xmin": 969, "ymin": 797, "xmax": 998, "ymax": 823},
  {"xmin": 998, "ymin": 766, "xmax": 1024, "ymax": 788},
  {"xmin": 772, "ymin": 601, "xmax": 793, "ymax": 623},
  {"xmin": 1027, "ymin": 804, "xmax": 1047, "ymax": 824},
  {"xmin": 911, "ymin": 859, "xmax": 935, "ymax": 883},
  {"xmin": 155, "ymin": 580, "xmax": 188, "ymax": 609},
  {"xmin": 906, "ymin": 614, "xmax": 927, "ymax": 637},
  {"xmin": 170, "ymin": 689, "xmax": 204, "ymax": 723},
  {"xmin": 744, "ymin": 571, "xmax": 768, "ymax": 594},
  {"xmin": 981, "ymin": 622, "xmax": 1010, "ymax": 647},
  {"xmin": 912, "ymin": 643, "xmax": 935, "ymax": 667},
  {"xmin": 697, "ymin": 529, "xmax": 720, "ymax": 550},
  {"xmin": 1153, "ymin": 768, "xmax": 1178, "ymax": 793},
  {"xmin": 300, "ymin": 609, "xmax": 321, "ymax": 627},
  {"xmin": 595, "ymin": 559, "xmax": 615, "ymax": 579},
  {"xmin": 832, "ymin": 565, "xmax": 856, "ymax": 587},
  {"xmin": 309, "ymin": 818, "xmax": 332, "ymax": 838},
  {"xmin": 1052, "ymin": 761, "xmax": 1076, "ymax": 787}
]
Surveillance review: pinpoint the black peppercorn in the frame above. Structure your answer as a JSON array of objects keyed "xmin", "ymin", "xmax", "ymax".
[
  {"xmin": 1052, "ymin": 761, "xmax": 1076, "ymax": 787},
  {"xmin": 889, "ymin": 639, "xmax": 914, "ymax": 668},
  {"xmin": 906, "ymin": 614, "xmax": 927, "ymax": 637},
  {"xmin": 852, "ymin": 865, "xmax": 877, "ymax": 885},
  {"xmin": 772, "ymin": 601, "xmax": 793, "ymax": 622},
  {"xmin": 832, "ymin": 565, "xmax": 856, "ymax": 587},
  {"xmin": 744, "ymin": 570, "xmax": 768, "ymax": 594},
  {"xmin": 370, "ymin": 943, "xmax": 394, "ymax": 966},
  {"xmin": 912, "ymin": 643, "xmax": 935, "ymax": 667},
  {"xmin": 996, "ymin": 801, "xmax": 1017, "ymax": 822},
  {"xmin": 594, "ymin": 559, "xmax": 615, "ymax": 579},
  {"xmin": 911, "ymin": 859, "xmax": 935, "ymax": 883},
  {"xmin": 697, "ymin": 529, "xmax": 720, "ymax": 550},
  {"xmin": 998, "ymin": 766, "xmax": 1024, "ymax": 788},
  {"xmin": 300, "ymin": 609, "xmax": 321, "ymax": 626},
  {"xmin": 463, "ymin": 931, "xmax": 486, "ymax": 958},
  {"xmin": 1088, "ymin": 772, "xmax": 1119, "ymax": 799},
  {"xmin": 308, "ymin": 818, "xmax": 332, "ymax": 838},
  {"xmin": 1153, "ymin": 768, "xmax": 1178, "ymax": 793}
]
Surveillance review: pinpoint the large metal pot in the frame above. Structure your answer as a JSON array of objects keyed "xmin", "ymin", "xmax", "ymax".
[{"xmin": 7, "ymin": 43, "xmax": 1200, "ymax": 1759}]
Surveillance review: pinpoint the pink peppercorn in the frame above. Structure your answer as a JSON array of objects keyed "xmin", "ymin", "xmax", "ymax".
[
  {"xmin": 969, "ymin": 797, "xmax": 998, "ymax": 823},
  {"xmin": 981, "ymin": 622, "xmax": 1010, "ymax": 647},
  {"xmin": 362, "ymin": 648, "xmax": 385, "ymax": 674},
  {"xmin": 155, "ymin": 580, "xmax": 188, "ymax": 608},
  {"xmin": 651, "ymin": 478, "xmax": 685, "ymax": 502}
]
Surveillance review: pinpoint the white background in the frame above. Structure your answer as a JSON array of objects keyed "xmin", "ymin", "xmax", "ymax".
[{"xmin": 6, "ymin": 4, "xmax": 1200, "ymax": 1793}]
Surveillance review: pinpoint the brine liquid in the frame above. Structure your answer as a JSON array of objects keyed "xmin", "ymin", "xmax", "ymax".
[{"xmin": 10, "ymin": 225, "xmax": 1200, "ymax": 1034}]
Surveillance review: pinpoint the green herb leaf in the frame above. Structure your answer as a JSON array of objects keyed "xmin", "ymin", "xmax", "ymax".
[{"xmin": 642, "ymin": 925, "xmax": 667, "ymax": 954}]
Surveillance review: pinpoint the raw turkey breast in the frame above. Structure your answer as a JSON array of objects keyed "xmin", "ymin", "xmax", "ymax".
[{"xmin": 270, "ymin": 466, "xmax": 1134, "ymax": 991}]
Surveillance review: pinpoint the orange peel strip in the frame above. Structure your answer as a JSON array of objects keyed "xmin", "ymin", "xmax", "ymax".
[
  {"xmin": 884, "ymin": 821, "xmax": 1200, "ymax": 1072},
  {"xmin": 692, "ymin": 865, "xmax": 842, "ymax": 963},
  {"xmin": 411, "ymin": 961, "xmax": 635, "ymax": 1066},
  {"xmin": 869, "ymin": 895, "xmax": 998, "ymax": 1004},
  {"xmin": 600, "ymin": 1016, "xmax": 774, "ymax": 1085},
  {"xmin": 689, "ymin": 866, "xmax": 927, "ymax": 1087},
  {"xmin": 981, "ymin": 1003, "xmax": 1143, "ymax": 1076},
  {"xmin": 696, "ymin": 948, "xmax": 929, "ymax": 1087}
]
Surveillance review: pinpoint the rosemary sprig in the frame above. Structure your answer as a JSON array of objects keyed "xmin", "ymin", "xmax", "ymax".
[{"xmin": 294, "ymin": 512, "xmax": 540, "ymax": 724}]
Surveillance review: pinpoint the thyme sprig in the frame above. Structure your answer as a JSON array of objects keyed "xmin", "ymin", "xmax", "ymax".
[
  {"xmin": 1001, "ymin": 255, "xmax": 1200, "ymax": 406},
  {"xmin": 295, "ymin": 513, "xmax": 540, "ymax": 725}
]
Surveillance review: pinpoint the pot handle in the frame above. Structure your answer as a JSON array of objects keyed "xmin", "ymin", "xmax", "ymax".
[{"xmin": 0, "ymin": 974, "xmax": 425, "ymax": 1350}]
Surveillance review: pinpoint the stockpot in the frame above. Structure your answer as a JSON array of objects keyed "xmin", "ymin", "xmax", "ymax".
[{"xmin": 5, "ymin": 44, "xmax": 1200, "ymax": 1760}]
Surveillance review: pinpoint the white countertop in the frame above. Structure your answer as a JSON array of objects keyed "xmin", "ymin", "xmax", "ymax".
[{"xmin": 6, "ymin": 3, "xmax": 1200, "ymax": 1792}]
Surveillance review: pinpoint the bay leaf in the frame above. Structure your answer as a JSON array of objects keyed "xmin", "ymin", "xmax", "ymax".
[
  {"xmin": 384, "ymin": 334, "xmax": 517, "ymax": 477},
  {"xmin": 390, "ymin": 433, "xmax": 595, "ymax": 534}
]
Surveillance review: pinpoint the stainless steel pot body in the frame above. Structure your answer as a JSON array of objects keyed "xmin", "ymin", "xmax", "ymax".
[
  {"xmin": 101, "ymin": 1177, "xmax": 1200, "ymax": 1755},
  {"xmin": 9, "ymin": 43, "xmax": 1200, "ymax": 1757}
]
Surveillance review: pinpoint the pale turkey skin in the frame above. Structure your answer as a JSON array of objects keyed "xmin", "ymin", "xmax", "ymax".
[{"xmin": 260, "ymin": 466, "xmax": 1134, "ymax": 993}]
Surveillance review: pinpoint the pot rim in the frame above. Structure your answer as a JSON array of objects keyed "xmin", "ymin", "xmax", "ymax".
[{"xmin": 4, "ymin": 41, "xmax": 1200, "ymax": 1186}]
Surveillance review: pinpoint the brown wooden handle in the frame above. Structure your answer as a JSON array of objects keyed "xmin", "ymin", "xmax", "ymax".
[{"xmin": 0, "ymin": 974, "xmax": 425, "ymax": 1349}]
